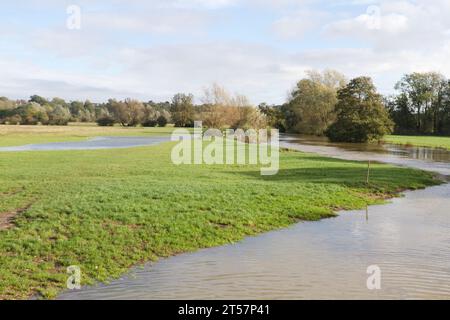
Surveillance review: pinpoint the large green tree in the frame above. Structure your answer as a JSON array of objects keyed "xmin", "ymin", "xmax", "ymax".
[
  {"xmin": 326, "ymin": 77, "xmax": 393, "ymax": 143},
  {"xmin": 287, "ymin": 70, "xmax": 346, "ymax": 135},
  {"xmin": 386, "ymin": 93, "xmax": 416, "ymax": 134},
  {"xmin": 395, "ymin": 72, "xmax": 447, "ymax": 134}
]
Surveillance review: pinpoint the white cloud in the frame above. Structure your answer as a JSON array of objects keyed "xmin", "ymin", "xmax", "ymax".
[
  {"xmin": 83, "ymin": 11, "xmax": 211, "ymax": 35},
  {"xmin": 0, "ymin": 41, "xmax": 308, "ymax": 104},
  {"xmin": 168, "ymin": 0, "xmax": 238, "ymax": 9},
  {"xmin": 328, "ymin": 11, "xmax": 408, "ymax": 35},
  {"xmin": 325, "ymin": 0, "xmax": 450, "ymax": 51},
  {"xmin": 2, "ymin": 0, "xmax": 450, "ymax": 104},
  {"xmin": 272, "ymin": 10, "xmax": 326, "ymax": 39}
]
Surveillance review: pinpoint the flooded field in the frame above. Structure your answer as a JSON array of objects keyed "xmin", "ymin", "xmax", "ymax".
[
  {"xmin": 57, "ymin": 135, "xmax": 450, "ymax": 300},
  {"xmin": 0, "ymin": 136, "xmax": 170, "ymax": 152}
]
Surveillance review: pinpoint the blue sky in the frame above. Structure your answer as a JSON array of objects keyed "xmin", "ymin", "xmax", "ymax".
[{"xmin": 1, "ymin": 0, "xmax": 450, "ymax": 104}]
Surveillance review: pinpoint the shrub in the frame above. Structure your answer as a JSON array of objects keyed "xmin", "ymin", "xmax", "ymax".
[
  {"xmin": 96, "ymin": 116, "xmax": 116, "ymax": 127},
  {"xmin": 142, "ymin": 119, "xmax": 158, "ymax": 127},
  {"xmin": 157, "ymin": 115, "xmax": 168, "ymax": 127},
  {"xmin": 4, "ymin": 115, "xmax": 22, "ymax": 125}
]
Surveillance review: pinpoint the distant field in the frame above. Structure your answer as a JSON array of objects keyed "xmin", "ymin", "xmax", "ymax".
[
  {"xmin": 384, "ymin": 135, "xmax": 450, "ymax": 150},
  {"xmin": 0, "ymin": 124, "xmax": 176, "ymax": 147},
  {"xmin": 0, "ymin": 125, "xmax": 439, "ymax": 299}
]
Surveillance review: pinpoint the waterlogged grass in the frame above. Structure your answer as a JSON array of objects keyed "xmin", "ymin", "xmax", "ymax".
[
  {"xmin": 0, "ymin": 125, "xmax": 176, "ymax": 147},
  {"xmin": 0, "ymin": 140, "xmax": 438, "ymax": 299},
  {"xmin": 384, "ymin": 135, "xmax": 450, "ymax": 150}
]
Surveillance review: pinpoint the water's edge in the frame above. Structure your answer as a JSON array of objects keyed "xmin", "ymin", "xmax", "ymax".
[
  {"xmin": 59, "ymin": 137, "xmax": 450, "ymax": 299},
  {"xmin": 5, "ymin": 134, "xmax": 444, "ymax": 299}
]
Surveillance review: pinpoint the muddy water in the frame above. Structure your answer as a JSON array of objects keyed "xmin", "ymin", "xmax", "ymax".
[
  {"xmin": 280, "ymin": 135, "xmax": 450, "ymax": 176},
  {"xmin": 57, "ymin": 135, "xmax": 450, "ymax": 300},
  {"xmin": 0, "ymin": 136, "xmax": 170, "ymax": 152}
]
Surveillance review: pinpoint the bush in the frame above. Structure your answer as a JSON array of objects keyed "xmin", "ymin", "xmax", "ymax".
[
  {"xmin": 4, "ymin": 115, "xmax": 22, "ymax": 125},
  {"xmin": 157, "ymin": 115, "xmax": 168, "ymax": 127},
  {"xmin": 142, "ymin": 119, "xmax": 157, "ymax": 127},
  {"xmin": 96, "ymin": 116, "xmax": 116, "ymax": 127}
]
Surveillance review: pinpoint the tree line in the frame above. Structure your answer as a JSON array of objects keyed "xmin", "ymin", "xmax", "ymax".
[
  {"xmin": 1, "ymin": 71, "xmax": 449, "ymax": 142},
  {"xmin": 0, "ymin": 84, "xmax": 266, "ymax": 130},
  {"xmin": 387, "ymin": 72, "xmax": 450, "ymax": 135},
  {"xmin": 261, "ymin": 70, "xmax": 450, "ymax": 141},
  {"xmin": 0, "ymin": 95, "xmax": 172, "ymax": 127}
]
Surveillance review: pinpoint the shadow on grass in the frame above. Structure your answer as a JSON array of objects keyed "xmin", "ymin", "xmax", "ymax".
[{"xmin": 231, "ymin": 165, "xmax": 431, "ymax": 190}]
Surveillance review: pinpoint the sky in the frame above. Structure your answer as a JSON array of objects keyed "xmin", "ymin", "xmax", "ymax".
[{"xmin": 1, "ymin": 0, "xmax": 450, "ymax": 104}]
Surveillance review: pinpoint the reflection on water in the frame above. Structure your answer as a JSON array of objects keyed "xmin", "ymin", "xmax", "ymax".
[
  {"xmin": 280, "ymin": 135, "xmax": 450, "ymax": 176},
  {"xmin": 283, "ymin": 135, "xmax": 450, "ymax": 162},
  {"xmin": 56, "ymin": 134, "xmax": 449, "ymax": 300},
  {"xmin": 0, "ymin": 136, "xmax": 170, "ymax": 152},
  {"xmin": 59, "ymin": 184, "xmax": 450, "ymax": 300}
]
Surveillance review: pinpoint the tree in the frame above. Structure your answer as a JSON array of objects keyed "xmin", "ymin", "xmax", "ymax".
[
  {"xmin": 69, "ymin": 100, "xmax": 85, "ymax": 121},
  {"xmin": 285, "ymin": 70, "xmax": 347, "ymax": 135},
  {"xmin": 442, "ymin": 81, "xmax": 450, "ymax": 134},
  {"xmin": 170, "ymin": 93, "xmax": 194, "ymax": 127},
  {"xmin": 0, "ymin": 97, "xmax": 16, "ymax": 110},
  {"xmin": 29, "ymin": 95, "xmax": 48, "ymax": 106},
  {"xmin": 142, "ymin": 105, "xmax": 158, "ymax": 127},
  {"xmin": 201, "ymin": 84, "xmax": 231, "ymax": 128},
  {"xmin": 258, "ymin": 103, "xmax": 286, "ymax": 132},
  {"xmin": 395, "ymin": 72, "xmax": 447, "ymax": 134},
  {"xmin": 230, "ymin": 94, "xmax": 261, "ymax": 129},
  {"xmin": 288, "ymin": 79, "xmax": 337, "ymax": 135},
  {"xmin": 200, "ymin": 84, "xmax": 264, "ymax": 129},
  {"xmin": 107, "ymin": 99, "xmax": 144, "ymax": 126},
  {"xmin": 51, "ymin": 97, "xmax": 68, "ymax": 108},
  {"xmin": 286, "ymin": 70, "xmax": 345, "ymax": 135},
  {"xmin": 386, "ymin": 94, "xmax": 416, "ymax": 134},
  {"xmin": 306, "ymin": 69, "xmax": 347, "ymax": 90},
  {"xmin": 326, "ymin": 77, "xmax": 393, "ymax": 142},
  {"xmin": 429, "ymin": 75, "xmax": 448, "ymax": 134},
  {"xmin": 125, "ymin": 99, "xmax": 145, "ymax": 126},
  {"xmin": 47, "ymin": 105, "xmax": 71, "ymax": 125}
]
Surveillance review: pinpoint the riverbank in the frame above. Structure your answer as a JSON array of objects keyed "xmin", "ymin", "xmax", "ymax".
[
  {"xmin": 0, "ymin": 133, "xmax": 439, "ymax": 299},
  {"xmin": 383, "ymin": 135, "xmax": 450, "ymax": 150}
]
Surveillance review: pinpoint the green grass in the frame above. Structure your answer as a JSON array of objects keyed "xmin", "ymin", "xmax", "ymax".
[
  {"xmin": 0, "ymin": 131, "xmax": 439, "ymax": 299},
  {"xmin": 384, "ymin": 135, "xmax": 450, "ymax": 150},
  {"xmin": 0, "ymin": 124, "xmax": 176, "ymax": 147}
]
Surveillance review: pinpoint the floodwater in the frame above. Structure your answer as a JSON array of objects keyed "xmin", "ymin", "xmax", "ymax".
[
  {"xmin": 55, "ymin": 135, "xmax": 450, "ymax": 300},
  {"xmin": 280, "ymin": 135, "xmax": 450, "ymax": 176},
  {"xmin": 0, "ymin": 136, "xmax": 170, "ymax": 152},
  {"xmin": 59, "ymin": 184, "xmax": 450, "ymax": 300}
]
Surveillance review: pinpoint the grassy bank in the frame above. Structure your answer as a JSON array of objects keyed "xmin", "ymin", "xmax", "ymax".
[
  {"xmin": 0, "ymin": 130, "xmax": 439, "ymax": 299},
  {"xmin": 384, "ymin": 135, "xmax": 450, "ymax": 150},
  {"xmin": 0, "ymin": 124, "xmax": 176, "ymax": 147}
]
